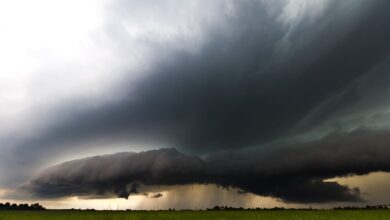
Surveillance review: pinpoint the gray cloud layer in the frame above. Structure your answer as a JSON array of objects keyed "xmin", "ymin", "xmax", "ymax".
[
  {"xmin": 2, "ymin": 0, "xmax": 390, "ymax": 205},
  {"xmin": 8, "ymin": 0, "xmax": 390, "ymax": 155},
  {"xmin": 21, "ymin": 128, "xmax": 390, "ymax": 203}
]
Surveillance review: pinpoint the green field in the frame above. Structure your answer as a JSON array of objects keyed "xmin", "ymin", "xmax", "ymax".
[{"xmin": 1, "ymin": 210, "xmax": 390, "ymax": 220}]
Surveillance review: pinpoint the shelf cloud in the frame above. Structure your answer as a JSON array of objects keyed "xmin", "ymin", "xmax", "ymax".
[
  {"xmin": 21, "ymin": 128, "xmax": 390, "ymax": 203},
  {"xmin": 1, "ymin": 0, "xmax": 390, "ymax": 207}
]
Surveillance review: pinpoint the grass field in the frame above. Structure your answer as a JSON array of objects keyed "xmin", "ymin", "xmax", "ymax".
[{"xmin": 1, "ymin": 210, "xmax": 390, "ymax": 220}]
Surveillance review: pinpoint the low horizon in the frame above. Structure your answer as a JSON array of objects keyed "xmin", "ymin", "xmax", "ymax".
[{"xmin": 1, "ymin": 0, "xmax": 390, "ymax": 211}]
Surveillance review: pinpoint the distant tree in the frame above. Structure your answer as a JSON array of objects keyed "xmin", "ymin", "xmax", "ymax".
[
  {"xmin": 0, "ymin": 202, "xmax": 45, "ymax": 211},
  {"xmin": 11, "ymin": 203, "xmax": 17, "ymax": 210}
]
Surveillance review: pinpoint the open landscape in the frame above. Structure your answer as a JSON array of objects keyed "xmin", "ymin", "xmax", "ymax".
[
  {"xmin": 2, "ymin": 204, "xmax": 390, "ymax": 220},
  {"xmin": 2, "ymin": 210, "xmax": 390, "ymax": 220},
  {"xmin": 1, "ymin": 0, "xmax": 390, "ymax": 219}
]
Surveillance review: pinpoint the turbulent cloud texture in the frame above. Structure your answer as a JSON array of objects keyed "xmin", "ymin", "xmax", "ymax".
[
  {"xmin": 21, "ymin": 128, "xmax": 390, "ymax": 203},
  {"xmin": 2, "ymin": 0, "xmax": 390, "ymax": 206}
]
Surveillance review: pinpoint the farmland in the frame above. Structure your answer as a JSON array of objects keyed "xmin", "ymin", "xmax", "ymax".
[{"xmin": 1, "ymin": 210, "xmax": 390, "ymax": 220}]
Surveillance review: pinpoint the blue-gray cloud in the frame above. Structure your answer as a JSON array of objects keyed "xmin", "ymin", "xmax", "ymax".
[
  {"xmin": 2, "ymin": 0, "xmax": 390, "ymax": 202},
  {"xmin": 21, "ymin": 128, "xmax": 390, "ymax": 203}
]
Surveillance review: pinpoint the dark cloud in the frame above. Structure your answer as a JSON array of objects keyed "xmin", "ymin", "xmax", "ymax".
[
  {"xmin": 3, "ymin": 1, "xmax": 390, "ymax": 206},
  {"xmin": 8, "ymin": 0, "xmax": 390, "ymax": 161},
  {"xmin": 150, "ymin": 193, "xmax": 163, "ymax": 199},
  {"xmin": 20, "ymin": 128, "xmax": 390, "ymax": 203}
]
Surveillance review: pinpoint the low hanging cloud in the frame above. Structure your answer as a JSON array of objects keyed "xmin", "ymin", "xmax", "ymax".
[
  {"xmin": 2, "ymin": 1, "xmax": 390, "ymax": 208},
  {"xmin": 20, "ymin": 128, "xmax": 390, "ymax": 203},
  {"xmin": 4, "ymin": 0, "xmax": 390, "ymax": 176}
]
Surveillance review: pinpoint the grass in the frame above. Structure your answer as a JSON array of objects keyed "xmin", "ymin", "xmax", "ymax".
[{"xmin": 1, "ymin": 210, "xmax": 390, "ymax": 220}]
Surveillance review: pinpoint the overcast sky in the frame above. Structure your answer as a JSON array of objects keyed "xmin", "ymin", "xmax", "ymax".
[{"xmin": 1, "ymin": 0, "xmax": 390, "ymax": 209}]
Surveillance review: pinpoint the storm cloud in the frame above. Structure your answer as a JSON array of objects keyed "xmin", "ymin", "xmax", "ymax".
[
  {"xmin": 2, "ymin": 0, "xmax": 390, "ymax": 206},
  {"xmin": 6, "ymin": 0, "xmax": 390, "ymax": 157},
  {"xmin": 21, "ymin": 128, "xmax": 390, "ymax": 203}
]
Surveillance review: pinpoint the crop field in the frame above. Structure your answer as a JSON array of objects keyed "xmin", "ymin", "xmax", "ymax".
[{"xmin": 1, "ymin": 210, "xmax": 390, "ymax": 220}]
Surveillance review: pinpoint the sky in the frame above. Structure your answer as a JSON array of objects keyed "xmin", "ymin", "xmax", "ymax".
[{"xmin": 1, "ymin": 0, "xmax": 390, "ymax": 210}]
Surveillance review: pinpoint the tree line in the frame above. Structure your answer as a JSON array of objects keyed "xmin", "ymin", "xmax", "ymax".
[
  {"xmin": 205, "ymin": 205, "xmax": 390, "ymax": 211},
  {"xmin": 0, "ymin": 202, "xmax": 45, "ymax": 210}
]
